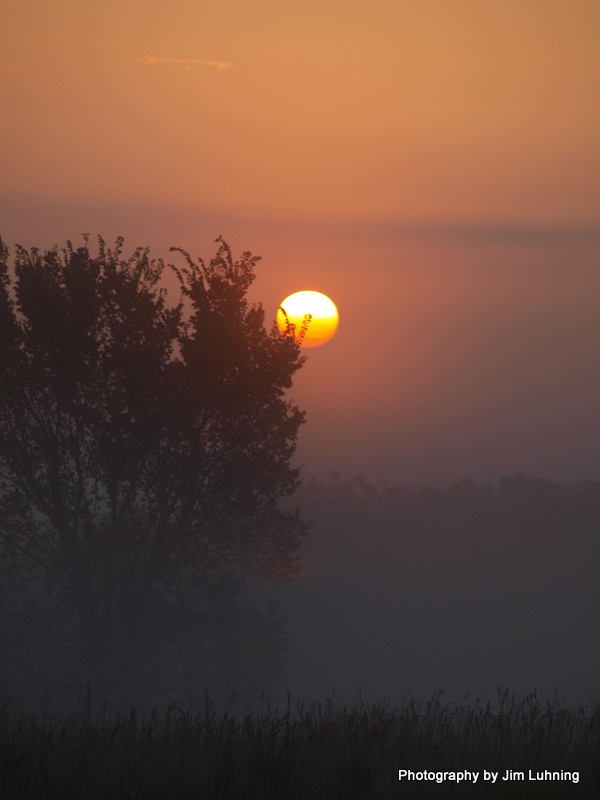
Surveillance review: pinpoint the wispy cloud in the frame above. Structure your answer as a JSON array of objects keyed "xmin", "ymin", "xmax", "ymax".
[{"xmin": 135, "ymin": 56, "xmax": 235, "ymax": 70}]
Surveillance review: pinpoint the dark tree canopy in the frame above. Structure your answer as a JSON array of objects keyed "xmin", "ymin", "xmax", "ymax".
[{"xmin": 0, "ymin": 235, "xmax": 307, "ymax": 687}]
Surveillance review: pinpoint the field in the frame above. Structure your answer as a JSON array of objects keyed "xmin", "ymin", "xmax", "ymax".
[{"xmin": 1, "ymin": 690, "xmax": 599, "ymax": 799}]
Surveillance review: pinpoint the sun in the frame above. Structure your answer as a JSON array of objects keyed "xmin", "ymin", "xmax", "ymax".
[{"xmin": 277, "ymin": 290, "xmax": 339, "ymax": 347}]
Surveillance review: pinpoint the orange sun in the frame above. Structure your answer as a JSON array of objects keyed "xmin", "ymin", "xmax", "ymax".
[{"xmin": 277, "ymin": 291, "xmax": 339, "ymax": 347}]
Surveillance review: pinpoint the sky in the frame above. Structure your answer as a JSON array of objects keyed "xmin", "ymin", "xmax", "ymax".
[
  {"xmin": 2, "ymin": 0, "xmax": 599, "ymax": 489},
  {"xmin": 1, "ymin": 0, "xmax": 600, "ymax": 706}
]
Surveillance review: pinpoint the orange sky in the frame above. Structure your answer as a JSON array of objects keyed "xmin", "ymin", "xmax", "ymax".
[
  {"xmin": 2, "ymin": 0, "xmax": 599, "ymax": 227},
  {"xmin": 2, "ymin": 0, "xmax": 599, "ymax": 486}
]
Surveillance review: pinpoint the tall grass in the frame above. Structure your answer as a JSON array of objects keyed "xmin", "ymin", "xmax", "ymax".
[{"xmin": 1, "ymin": 689, "xmax": 598, "ymax": 798}]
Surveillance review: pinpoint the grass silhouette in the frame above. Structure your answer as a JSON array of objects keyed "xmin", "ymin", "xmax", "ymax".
[{"xmin": 1, "ymin": 688, "xmax": 598, "ymax": 798}]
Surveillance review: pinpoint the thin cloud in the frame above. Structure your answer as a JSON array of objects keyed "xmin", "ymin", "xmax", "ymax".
[{"xmin": 135, "ymin": 56, "xmax": 235, "ymax": 70}]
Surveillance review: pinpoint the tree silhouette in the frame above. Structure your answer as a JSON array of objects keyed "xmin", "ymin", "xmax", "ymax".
[{"xmin": 0, "ymin": 235, "xmax": 307, "ymax": 687}]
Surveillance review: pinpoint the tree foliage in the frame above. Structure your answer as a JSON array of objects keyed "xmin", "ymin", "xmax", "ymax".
[{"xmin": 0, "ymin": 235, "xmax": 307, "ymax": 686}]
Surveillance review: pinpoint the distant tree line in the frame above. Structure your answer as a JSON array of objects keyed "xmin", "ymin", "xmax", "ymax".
[{"xmin": 296, "ymin": 471, "xmax": 600, "ymax": 551}]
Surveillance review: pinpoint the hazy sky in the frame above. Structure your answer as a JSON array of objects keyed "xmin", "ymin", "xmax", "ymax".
[{"xmin": 2, "ymin": 0, "xmax": 599, "ymax": 487}]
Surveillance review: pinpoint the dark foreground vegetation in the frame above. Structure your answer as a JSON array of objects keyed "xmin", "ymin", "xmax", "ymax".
[{"xmin": 1, "ymin": 691, "xmax": 599, "ymax": 799}]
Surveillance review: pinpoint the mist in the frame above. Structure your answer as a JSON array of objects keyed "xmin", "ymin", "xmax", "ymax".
[{"xmin": 268, "ymin": 473, "xmax": 600, "ymax": 707}]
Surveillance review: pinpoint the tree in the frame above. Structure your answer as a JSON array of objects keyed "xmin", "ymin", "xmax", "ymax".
[{"xmin": 0, "ymin": 235, "xmax": 308, "ymax": 688}]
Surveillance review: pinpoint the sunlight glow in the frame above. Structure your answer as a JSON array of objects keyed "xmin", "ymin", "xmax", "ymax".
[{"xmin": 277, "ymin": 291, "xmax": 339, "ymax": 348}]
